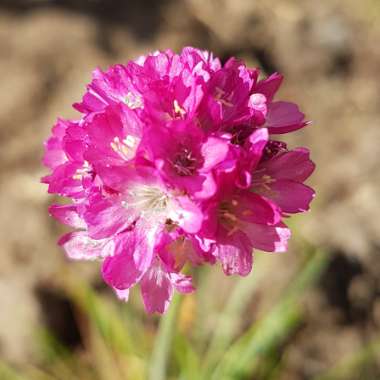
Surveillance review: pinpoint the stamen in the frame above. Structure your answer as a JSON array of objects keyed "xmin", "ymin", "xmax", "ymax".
[
  {"xmin": 124, "ymin": 92, "xmax": 143, "ymax": 109},
  {"xmin": 251, "ymin": 174, "xmax": 278, "ymax": 197},
  {"xmin": 171, "ymin": 147, "xmax": 198, "ymax": 176},
  {"xmin": 214, "ymin": 86, "xmax": 234, "ymax": 107},
  {"xmin": 173, "ymin": 100, "xmax": 186, "ymax": 117},
  {"xmin": 110, "ymin": 136, "xmax": 138, "ymax": 160},
  {"xmin": 72, "ymin": 161, "xmax": 91, "ymax": 180},
  {"xmin": 127, "ymin": 185, "xmax": 169, "ymax": 216},
  {"xmin": 218, "ymin": 200, "xmax": 241, "ymax": 232}
]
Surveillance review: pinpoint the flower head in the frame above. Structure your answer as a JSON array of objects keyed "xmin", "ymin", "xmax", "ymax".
[{"xmin": 43, "ymin": 47, "xmax": 314, "ymax": 313}]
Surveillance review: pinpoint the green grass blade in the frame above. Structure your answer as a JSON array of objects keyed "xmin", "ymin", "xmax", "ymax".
[
  {"xmin": 148, "ymin": 293, "xmax": 182, "ymax": 380},
  {"xmin": 63, "ymin": 273, "xmax": 136, "ymax": 355},
  {"xmin": 202, "ymin": 256, "xmax": 269, "ymax": 374},
  {"xmin": 210, "ymin": 302, "xmax": 302, "ymax": 380},
  {"xmin": 0, "ymin": 362, "xmax": 26, "ymax": 380},
  {"xmin": 210, "ymin": 248, "xmax": 329, "ymax": 379},
  {"xmin": 174, "ymin": 333, "xmax": 202, "ymax": 380}
]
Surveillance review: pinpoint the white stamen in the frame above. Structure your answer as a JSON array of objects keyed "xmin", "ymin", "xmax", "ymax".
[
  {"xmin": 173, "ymin": 99, "xmax": 186, "ymax": 117},
  {"xmin": 127, "ymin": 185, "xmax": 170, "ymax": 217},
  {"xmin": 124, "ymin": 92, "xmax": 143, "ymax": 109},
  {"xmin": 110, "ymin": 136, "xmax": 138, "ymax": 160},
  {"xmin": 72, "ymin": 160, "xmax": 91, "ymax": 180}
]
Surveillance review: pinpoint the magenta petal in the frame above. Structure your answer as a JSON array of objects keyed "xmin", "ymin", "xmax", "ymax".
[
  {"xmin": 243, "ymin": 223, "xmax": 291, "ymax": 252},
  {"xmin": 248, "ymin": 127, "xmax": 268, "ymax": 148},
  {"xmin": 86, "ymin": 107, "xmax": 123, "ymax": 145},
  {"xmin": 84, "ymin": 104, "xmax": 142, "ymax": 170},
  {"xmin": 266, "ymin": 101, "xmax": 306, "ymax": 134},
  {"xmin": 233, "ymin": 192, "xmax": 281, "ymax": 225},
  {"xmin": 170, "ymin": 273, "xmax": 195, "ymax": 293},
  {"xmin": 59, "ymin": 231, "xmax": 114, "ymax": 260},
  {"xmin": 42, "ymin": 119, "xmax": 69, "ymax": 170},
  {"xmin": 84, "ymin": 197, "xmax": 133, "ymax": 239},
  {"xmin": 266, "ymin": 180, "xmax": 315, "ymax": 213},
  {"xmin": 201, "ymin": 137, "xmax": 229, "ymax": 171},
  {"xmin": 141, "ymin": 264, "xmax": 173, "ymax": 314},
  {"xmin": 193, "ymin": 173, "xmax": 217, "ymax": 199},
  {"xmin": 49, "ymin": 204, "xmax": 86, "ymax": 229},
  {"xmin": 217, "ymin": 231, "xmax": 253, "ymax": 276},
  {"xmin": 45, "ymin": 162, "xmax": 85, "ymax": 198},
  {"xmin": 74, "ymin": 65, "xmax": 141, "ymax": 114},
  {"xmin": 259, "ymin": 148, "xmax": 315, "ymax": 182},
  {"xmin": 236, "ymin": 170, "xmax": 252, "ymax": 189},
  {"xmin": 102, "ymin": 250, "xmax": 142, "ymax": 290},
  {"xmin": 172, "ymin": 196, "xmax": 204, "ymax": 234},
  {"xmin": 73, "ymin": 89, "xmax": 106, "ymax": 114},
  {"xmin": 94, "ymin": 163, "xmax": 137, "ymax": 193},
  {"xmin": 245, "ymin": 128, "xmax": 269, "ymax": 171},
  {"xmin": 102, "ymin": 226, "xmax": 155, "ymax": 290},
  {"xmin": 42, "ymin": 149, "xmax": 67, "ymax": 171},
  {"xmin": 255, "ymin": 73, "xmax": 283, "ymax": 102}
]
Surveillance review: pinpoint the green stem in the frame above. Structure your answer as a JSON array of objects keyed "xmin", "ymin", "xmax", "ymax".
[{"xmin": 148, "ymin": 293, "xmax": 182, "ymax": 380}]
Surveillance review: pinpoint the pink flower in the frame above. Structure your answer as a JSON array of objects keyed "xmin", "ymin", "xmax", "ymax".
[
  {"xmin": 252, "ymin": 147, "xmax": 315, "ymax": 213},
  {"xmin": 141, "ymin": 119, "xmax": 230, "ymax": 199},
  {"xmin": 42, "ymin": 119, "xmax": 92, "ymax": 199},
  {"xmin": 198, "ymin": 161, "xmax": 288, "ymax": 276},
  {"xmin": 42, "ymin": 47, "xmax": 315, "ymax": 313}
]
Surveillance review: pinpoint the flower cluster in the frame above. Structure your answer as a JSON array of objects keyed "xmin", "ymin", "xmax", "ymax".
[{"xmin": 42, "ymin": 47, "xmax": 315, "ymax": 313}]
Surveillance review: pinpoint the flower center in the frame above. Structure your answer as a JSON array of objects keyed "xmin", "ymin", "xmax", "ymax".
[
  {"xmin": 214, "ymin": 86, "xmax": 234, "ymax": 107},
  {"xmin": 127, "ymin": 185, "xmax": 169, "ymax": 216},
  {"xmin": 172, "ymin": 147, "xmax": 198, "ymax": 176},
  {"xmin": 218, "ymin": 200, "xmax": 240, "ymax": 234}
]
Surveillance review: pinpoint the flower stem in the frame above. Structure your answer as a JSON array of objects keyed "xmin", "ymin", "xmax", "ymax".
[{"xmin": 148, "ymin": 293, "xmax": 181, "ymax": 380}]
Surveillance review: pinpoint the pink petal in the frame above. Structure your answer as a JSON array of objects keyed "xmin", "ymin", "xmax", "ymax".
[
  {"xmin": 102, "ymin": 250, "xmax": 142, "ymax": 290},
  {"xmin": 44, "ymin": 162, "xmax": 85, "ymax": 198},
  {"xmin": 266, "ymin": 101, "xmax": 306, "ymax": 134},
  {"xmin": 264, "ymin": 180, "xmax": 315, "ymax": 213},
  {"xmin": 233, "ymin": 192, "xmax": 281, "ymax": 225},
  {"xmin": 171, "ymin": 196, "xmax": 204, "ymax": 234},
  {"xmin": 216, "ymin": 231, "xmax": 253, "ymax": 276},
  {"xmin": 243, "ymin": 223, "xmax": 291, "ymax": 253},
  {"xmin": 102, "ymin": 225, "xmax": 155, "ymax": 290},
  {"xmin": 42, "ymin": 119, "xmax": 70, "ymax": 169},
  {"xmin": 193, "ymin": 173, "xmax": 217, "ymax": 199},
  {"xmin": 49, "ymin": 204, "xmax": 86, "ymax": 229},
  {"xmin": 170, "ymin": 273, "xmax": 195, "ymax": 293},
  {"xmin": 245, "ymin": 128, "xmax": 269, "ymax": 171},
  {"xmin": 201, "ymin": 137, "xmax": 230, "ymax": 171},
  {"xmin": 59, "ymin": 231, "xmax": 114, "ymax": 260},
  {"xmin": 84, "ymin": 196, "xmax": 134, "ymax": 239},
  {"xmin": 258, "ymin": 148, "xmax": 315, "ymax": 182},
  {"xmin": 141, "ymin": 264, "xmax": 173, "ymax": 314},
  {"xmin": 255, "ymin": 73, "xmax": 283, "ymax": 101}
]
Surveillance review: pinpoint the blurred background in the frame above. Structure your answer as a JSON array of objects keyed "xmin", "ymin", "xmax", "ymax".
[{"xmin": 0, "ymin": 0, "xmax": 380, "ymax": 379}]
